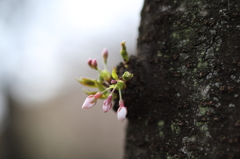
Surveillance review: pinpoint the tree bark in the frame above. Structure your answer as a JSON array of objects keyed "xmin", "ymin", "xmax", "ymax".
[{"xmin": 114, "ymin": 0, "xmax": 240, "ymax": 158}]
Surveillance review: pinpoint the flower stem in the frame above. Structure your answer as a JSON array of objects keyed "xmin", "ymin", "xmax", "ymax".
[
  {"xmin": 103, "ymin": 62, "xmax": 107, "ymax": 71},
  {"xmin": 101, "ymin": 87, "xmax": 112, "ymax": 93},
  {"xmin": 97, "ymin": 69, "xmax": 102, "ymax": 74},
  {"xmin": 118, "ymin": 89, "xmax": 122, "ymax": 100},
  {"xmin": 110, "ymin": 85, "xmax": 117, "ymax": 95}
]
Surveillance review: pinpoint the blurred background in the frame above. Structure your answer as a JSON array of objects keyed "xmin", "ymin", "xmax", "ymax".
[{"xmin": 0, "ymin": 0, "xmax": 143, "ymax": 159}]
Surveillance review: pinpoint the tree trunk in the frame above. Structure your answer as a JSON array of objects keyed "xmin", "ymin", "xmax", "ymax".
[{"xmin": 115, "ymin": 0, "xmax": 240, "ymax": 158}]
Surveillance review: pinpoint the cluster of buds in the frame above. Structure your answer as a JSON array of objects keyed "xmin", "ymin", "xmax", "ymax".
[
  {"xmin": 77, "ymin": 41, "xmax": 133, "ymax": 122},
  {"xmin": 88, "ymin": 58, "xmax": 98, "ymax": 70}
]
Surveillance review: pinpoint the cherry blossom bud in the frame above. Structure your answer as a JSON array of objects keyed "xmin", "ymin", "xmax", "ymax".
[
  {"xmin": 102, "ymin": 48, "xmax": 108, "ymax": 64},
  {"xmin": 111, "ymin": 80, "xmax": 117, "ymax": 84},
  {"xmin": 102, "ymin": 94, "xmax": 112, "ymax": 113},
  {"xmin": 82, "ymin": 92, "xmax": 102, "ymax": 109},
  {"xmin": 87, "ymin": 58, "xmax": 93, "ymax": 68},
  {"xmin": 82, "ymin": 95, "xmax": 97, "ymax": 109},
  {"xmin": 117, "ymin": 106, "xmax": 127, "ymax": 122},
  {"xmin": 91, "ymin": 59, "xmax": 98, "ymax": 70},
  {"xmin": 117, "ymin": 100, "xmax": 127, "ymax": 122}
]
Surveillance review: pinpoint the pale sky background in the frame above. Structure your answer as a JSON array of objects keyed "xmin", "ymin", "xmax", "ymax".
[{"xmin": 0, "ymin": 0, "xmax": 143, "ymax": 104}]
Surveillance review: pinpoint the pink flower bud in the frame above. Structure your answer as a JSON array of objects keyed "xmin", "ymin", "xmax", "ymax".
[
  {"xmin": 82, "ymin": 92, "xmax": 102, "ymax": 109},
  {"xmin": 82, "ymin": 95, "xmax": 97, "ymax": 109},
  {"xmin": 87, "ymin": 58, "xmax": 93, "ymax": 68},
  {"xmin": 102, "ymin": 94, "xmax": 112, "ymax": 113},
  {"xmin": 117, "ymin": 106, "xmax": 127, "ymax": 122},
  {"xmin": 91, "ymin": 59, "xmax": 98, "ymax": 70},
  {"xmin": 117, "ymin": 100, "xmax": 127, "ymax": 122},
  {"xmin": 111, "ymin": 80, "xmax": 117, "ymax": 84},
  {"xmin": 102, "ymin": 48, "xmax": 108, "ymax": 63}
]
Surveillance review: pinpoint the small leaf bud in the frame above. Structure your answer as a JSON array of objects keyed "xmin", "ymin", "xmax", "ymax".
[
  {"xmin": 120, "ymin": 41, "xmax": 129, "ymax": 63},
  {"xmin": 122, "ymin": 71, "xmax": 133, "ymax": 81}
]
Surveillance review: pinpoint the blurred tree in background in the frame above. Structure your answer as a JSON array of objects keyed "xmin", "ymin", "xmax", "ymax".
[
  {"xmin": 116, "ymin": 0, "xmax": 240, "ymax": 158},
  {"xmin": 0, "ymin": 0, "xmax": 141, "ymax": 159}
]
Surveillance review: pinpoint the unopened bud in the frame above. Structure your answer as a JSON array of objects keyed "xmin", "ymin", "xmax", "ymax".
[
  {"xmin": 117, "ymin": 100, "xmax": 127, "ymax": 122},
  {"xmin": 82, "ymin": 92, "xmax": 102, "ymax": 109},
  {"xmin": 102, "ymin": 48, "xmax": 108, "ymax": 64},
  {"xmin": 88, "ymin": 58, "xmax": 92, "ymax": 68},
  {"xmin": 82, "ymin": 95, "xmax": 97, "ymax": 109},
  {"xmin": 111, "ymin": 80, "xmax": 117, "ymax": 84},
  {"xmin": 91, "ymin": 59, "xmax": 98, "ymax": 70},
  {"xmin": 102, "ymin": 94, "xmax": 112, "ymax": 113}
]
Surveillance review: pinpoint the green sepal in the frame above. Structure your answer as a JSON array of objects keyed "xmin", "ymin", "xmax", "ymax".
[
  {"xmin": 98, "ymin": 74, "xmax": 104, "ymax": 83},
  {"xmin": 122, "ymin": 71, "xmax": 134, "ymax": 81},
  {"xmin": 100, "ymin": 94, "xmax": 109, "ymax": 99},
  {"xmin": 116, "ymin": 80, "xmax": 126, "ymax": 90},
  {"xmin": 111, "ymin": 69, "xmax": 118, "ymax": 80},
  {"xmin": 82, "ymin": 89, "xmax": 108, "ymax": 99},
  {"xmin": 76, "ymin": 77, "xmax": 97, "ymax": 88},
  {"xmin": 101, "ymin": 70, "xmax": 111, "ymax": 81},
  {"xmin": 94, "ymin": 80, "xmax": 106, "ymax": 91},
  {"xmin": 120, "ymin": 41, "xmax": 129, "ymax": 63},
  {"xmin": 82, "ymin": 90, "xmax": 98, "ymax": 95},
  {"xmin": 99, "ymin": 92, "xmax": 109, "ymax": 99}
]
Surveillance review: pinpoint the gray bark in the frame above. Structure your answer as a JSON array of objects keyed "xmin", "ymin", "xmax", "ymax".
[{"xmin": 115, "ymin": 0, "xmax": 240, "ymax": 158}]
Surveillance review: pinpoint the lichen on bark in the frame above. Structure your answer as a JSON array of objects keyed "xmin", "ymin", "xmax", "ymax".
[{"xmin": 114, "ymin": 0, "xmax": 240, "ymax": 158}]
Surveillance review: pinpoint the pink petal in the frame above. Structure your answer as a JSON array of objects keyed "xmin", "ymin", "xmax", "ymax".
[
  {"xmin": 102, "ymin": 101, "xmax": 112, "ymax": 113},
  {"xmin": 117, "ymin": 106, "xmax": 127, "ymax": 122},
  {"xmin": 82, "ymin": 95, "xmax": 97, "ymax": 109},
  {"xmin": 102, "ymin": 48, "xmax": 108, "ymax": 59},
  {"xmin": 102, "ymin": 95, "xmax": 112, "ymax": 113}
]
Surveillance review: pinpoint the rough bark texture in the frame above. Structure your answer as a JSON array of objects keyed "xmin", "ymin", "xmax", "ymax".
[{"xmin": 114, "ymin": 0, "xmax": 240, "ymax": 158}]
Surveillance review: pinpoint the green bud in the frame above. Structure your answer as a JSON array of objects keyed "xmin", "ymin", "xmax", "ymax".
[
  {"xmin": 98, "ymin": 74, "xmax": 104, "ymax": 83},
  {"xmin": 120, "ymin": 41, "xmax": 129, "ymax": 63},
  {"xmin": 76, "ymin": 78, "xmax": 97, "ymax": 87},
  {"xmin": 116, "ymin": 80, "xmax": 126, "ymax": 90},
  {"xmin": 122, "ymin": 71, "xmax": 133, "ymax": 81}
]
